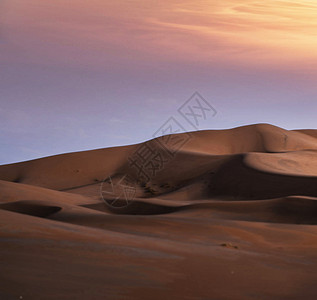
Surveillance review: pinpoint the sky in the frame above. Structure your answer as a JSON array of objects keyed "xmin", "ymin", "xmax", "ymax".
[{"xmin": 1, "ymin": 0, "xmax": 317, "ymax": 164}]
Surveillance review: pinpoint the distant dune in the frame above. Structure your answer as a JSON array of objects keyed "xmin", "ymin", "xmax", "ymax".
[{"xmin": 1, "ymin": 124, "xmax": 317, "ymax": 299}]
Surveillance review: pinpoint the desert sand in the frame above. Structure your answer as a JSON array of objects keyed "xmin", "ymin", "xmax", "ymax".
[{"xmin": 1, "ymin": 123, "xmax": 317, "ymax": 299}]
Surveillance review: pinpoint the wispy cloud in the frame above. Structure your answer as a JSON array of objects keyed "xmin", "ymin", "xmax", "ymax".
[
  {"xmin": 109, "ymin": 117, "xmax": 125, "ymax": 124},
  {"xmin": 2, "ymin": 0, "xmax": 317, "ymax": 70}
]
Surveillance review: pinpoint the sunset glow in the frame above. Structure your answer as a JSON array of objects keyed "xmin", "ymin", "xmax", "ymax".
[{"xmin": 2, "ymin": 0, "xmax": 317, "ymax": 68}]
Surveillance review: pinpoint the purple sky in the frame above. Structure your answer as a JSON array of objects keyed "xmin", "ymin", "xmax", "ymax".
[{"xmin": 1, "ymin": 0, "xmax": 317, "ymax": 164}]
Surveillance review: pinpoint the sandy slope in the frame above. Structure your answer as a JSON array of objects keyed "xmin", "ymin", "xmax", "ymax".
[{"xmin": 1, "ymin": 124, "xmax": 317, "ymax": 299}]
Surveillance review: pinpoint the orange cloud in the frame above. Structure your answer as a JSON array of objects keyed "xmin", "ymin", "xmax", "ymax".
[{"xmin": 2, "ymin": 0, "xmax": 317, "ymax": 70}]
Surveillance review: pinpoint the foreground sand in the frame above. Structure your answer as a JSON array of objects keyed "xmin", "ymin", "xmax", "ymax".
[{"xmin": 1, "ymin": 124, "xmax": 317, "ymax": 299}]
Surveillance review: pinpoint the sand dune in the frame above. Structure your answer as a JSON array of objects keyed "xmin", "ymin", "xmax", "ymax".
[{"xmin": 1, "ymin": 124, "xmax": 317, "ymax": 299}]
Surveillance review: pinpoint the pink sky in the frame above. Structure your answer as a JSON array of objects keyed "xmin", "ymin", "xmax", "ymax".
[{"xmin": 1, "ymin": 0, "xmax": 317, "ymax": 164}]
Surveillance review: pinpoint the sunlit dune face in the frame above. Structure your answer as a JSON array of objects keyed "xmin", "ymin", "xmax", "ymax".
[{"xmin": 1, "ymin": 0, "xmax": 317, "ymax": 69}]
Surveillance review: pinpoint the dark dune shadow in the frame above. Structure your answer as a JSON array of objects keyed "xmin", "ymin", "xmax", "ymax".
[
  {"xmin": 81, "ymin": 196, "xmax": 317, "ymax": 225},
  {"xmin": 82, "ymin": 201, "xmax": 180, "ymax": 215},
  {"xmin": 0, "ymin": 200, "xmax": 62, "ymax": 218}
]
